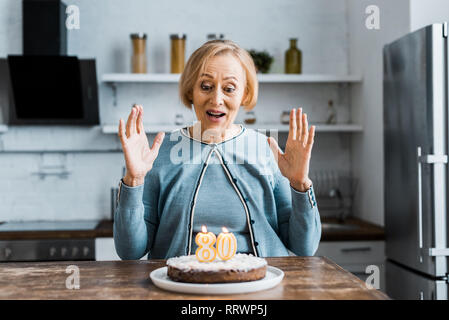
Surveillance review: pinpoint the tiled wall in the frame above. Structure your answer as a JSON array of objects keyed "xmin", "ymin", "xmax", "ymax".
[{"xmin": 0, "ymin": 152, "xmax": 123, "ymax": 220}]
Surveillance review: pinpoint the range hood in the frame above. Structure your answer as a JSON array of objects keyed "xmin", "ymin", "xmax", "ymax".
[
  {"xmin": 4, "ymin": 0, "xmax": 100, "ymax": 125},
  {"xmin": 7, "ymin": 55, "xmax": 99, "ymax": 125}
]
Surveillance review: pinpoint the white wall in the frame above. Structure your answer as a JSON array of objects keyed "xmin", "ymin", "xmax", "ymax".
[
  {"xmin": 0, "ymin": 0, "xmax": 352, "ymax": 128},
  {"xmin": 66, "ymin": 0, "xmax": 350, "ymax": 126},
  {"xmin": 347, "ymin": 0, "xmax": 410, "ymax": 226},
  {"xmin": 410, "ymin": 0, "xmax": 449, "ymax": 31},
  {"xmin": 0, "ymin": 0, "xmax": 354, "ymax": 221}
]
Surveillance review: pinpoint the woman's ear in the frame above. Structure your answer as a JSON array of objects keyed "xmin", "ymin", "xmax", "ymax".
[{"xmin": 187, "ymin": 90, "xmax": 193, "ymax": 103}]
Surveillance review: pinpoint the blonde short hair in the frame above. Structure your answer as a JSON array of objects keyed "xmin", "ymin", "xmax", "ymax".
[{"xmin": 179, "ymin": 40, "xmax": 258, "ymax": 110}]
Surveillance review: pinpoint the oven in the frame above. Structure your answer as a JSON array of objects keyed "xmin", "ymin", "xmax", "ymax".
[
  {"xmin": 0, "ymin": 221, "xmax": 98, "ymax": 262},
  {"xmin": 0, "ymin": 239, "xmax": 95, "ymax": 262}
]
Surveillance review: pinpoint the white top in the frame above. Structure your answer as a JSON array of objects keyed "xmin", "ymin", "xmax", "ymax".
[{"xmin": 166, "ymin": 253, "xmax": 267, "ymax": 272}]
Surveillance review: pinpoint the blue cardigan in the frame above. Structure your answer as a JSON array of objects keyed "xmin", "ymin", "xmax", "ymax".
[{"xmin": 113, "ymin": 126, "xmax": 321, "ymax": 259}]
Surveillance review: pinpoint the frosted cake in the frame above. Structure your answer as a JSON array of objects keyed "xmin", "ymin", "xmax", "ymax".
[{"xmin": 166, "ymin": 253, "xmax": 267, "ymax": 283}]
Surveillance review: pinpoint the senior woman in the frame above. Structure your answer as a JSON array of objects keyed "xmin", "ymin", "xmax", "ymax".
[{"xmin": 114, "ymin": 40, "xmax": 321, "ymax": 259}]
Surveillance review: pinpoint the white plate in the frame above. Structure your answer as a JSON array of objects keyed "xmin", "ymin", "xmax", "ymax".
[{"xmin": 150, "ymin": 266, "xmax": 284, "ymax": 295}]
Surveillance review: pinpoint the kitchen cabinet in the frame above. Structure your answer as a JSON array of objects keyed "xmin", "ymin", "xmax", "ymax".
[
  {"xmin": 315, "ymin": 241, "xmax": 386, "ymax": 292},
  {"xmin": 95, "ymin": 237, "xmax": 147, "ymax": 261}
]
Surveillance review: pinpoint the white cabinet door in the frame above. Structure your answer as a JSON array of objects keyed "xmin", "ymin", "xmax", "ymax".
[
  {"xmin": 315, "ymin": 241, "xmax": 386, "ymax": 292},
  {"xmin": 315, "ymin": 241, "xmax": 385, "ymax": 265},
  {"xmin": 95, "ymin": 238, "xmax": 147, "ymax": 261}
]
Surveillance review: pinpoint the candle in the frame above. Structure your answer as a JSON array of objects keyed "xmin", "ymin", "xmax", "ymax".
[
  {"xmin": 216, "ymin": 227, "xmax": 237, "ymax": 261},
  {"xmin": 195, "ymin": 225, "xmax": 217, "ymax": 262}
]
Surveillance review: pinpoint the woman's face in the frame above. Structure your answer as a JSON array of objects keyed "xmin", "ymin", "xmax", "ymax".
[{"xmin": 191, "ymin": 53, "xmax": 247, "ymax": 134}]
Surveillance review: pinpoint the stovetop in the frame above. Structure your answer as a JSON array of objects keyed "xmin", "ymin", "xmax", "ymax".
[{"xmin": 0, "ymin": 220, "xmax": 100, "ymax": 232}]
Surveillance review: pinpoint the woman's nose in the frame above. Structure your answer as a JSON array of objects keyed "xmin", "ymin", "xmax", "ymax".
[{"xmin": 210, "ymin": 88, "xmax": 225, "ymax": 106}]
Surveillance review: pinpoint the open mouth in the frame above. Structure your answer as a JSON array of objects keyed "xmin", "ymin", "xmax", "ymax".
[{"xmin": 206, "ymin": 111, "xmax": 226, "ymax": 118}]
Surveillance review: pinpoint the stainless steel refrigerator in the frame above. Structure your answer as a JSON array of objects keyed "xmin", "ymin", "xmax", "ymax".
[{"xmin": 384, "ymin": 23, "xmax": 449, "ymax": 300}]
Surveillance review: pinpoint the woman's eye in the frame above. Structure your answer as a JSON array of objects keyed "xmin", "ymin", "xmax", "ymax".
[
  {"xmin": 201, "ymin": 83, "xmax": 212, "ymax": 91},
  {"xmin": 224, "ymin": 86, "xmax": 235, "ymax": 93}
]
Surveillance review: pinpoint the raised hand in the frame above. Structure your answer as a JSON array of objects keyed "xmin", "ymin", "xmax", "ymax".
[
  {"xmin": 118, "ymin": 104, "xmax": 165, "ymax": 187},
  {"xmin": 268, "ymin": 108, "xmax": 315, "ymax": 192}
]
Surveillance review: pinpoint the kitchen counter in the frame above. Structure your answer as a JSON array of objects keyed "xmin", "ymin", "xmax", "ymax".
[
  {"xmin": 320, "ymin": 217, "xmax": 385, "ymax": 241},
  {"xmin": 0, "ymin": 217, "xmax": 384, "ymax": 241},
  {"xmin": 0, "ymin": 256, "xmax": 389, "ymax": 300},
  {"xmin": 0, "ymin": 220, "xmax": 112, "ymax": 240}
]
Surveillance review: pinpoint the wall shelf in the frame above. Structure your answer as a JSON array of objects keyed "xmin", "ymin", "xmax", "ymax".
[
  {"xmin": 102, "ymin": 73, "xmax": 362, "ymax": 106},
  {"xmin": 102, "ymin": 123, "xmax": 363, "ymax": 134},
  {"xmin": 0, "ymin": 123, "xmax": 364, "ymax": 134},
  {"xmin": 102, "ymin": 73, "xmax": 362, "ymax": 84},
  {"xmin": 102, "ymin": 73, "xmax": 180, "ymax": 83}
]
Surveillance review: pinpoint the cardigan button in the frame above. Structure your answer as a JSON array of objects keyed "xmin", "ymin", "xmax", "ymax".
[
  {"xmin": 254, "ymin": 242, "xmax": 259, "ymax": 246},
  {"xmin": 251, "ymin": 219, "xmax": 255, "ymax": 224}
]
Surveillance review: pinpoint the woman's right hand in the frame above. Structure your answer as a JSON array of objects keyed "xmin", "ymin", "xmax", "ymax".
[{"xmin": 118, "ymin": 104, "xmax": 165, "ymax": 187}]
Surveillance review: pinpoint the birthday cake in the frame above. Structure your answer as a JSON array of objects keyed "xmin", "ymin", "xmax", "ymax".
[{"xmin": 166, "ymin": 253, "xmax": 268, "ymax": 283}]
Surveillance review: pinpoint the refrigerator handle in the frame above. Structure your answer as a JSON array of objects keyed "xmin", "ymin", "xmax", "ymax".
[
  {"xmin": 417, "ymin": 146, "xmax": 449, "ymax": 258},
  {"xmin": 417, "ymin": 147, "xmax": 424, "ymax": 257}
]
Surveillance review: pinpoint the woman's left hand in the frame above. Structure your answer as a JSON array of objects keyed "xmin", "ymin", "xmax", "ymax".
[{"xmin": 268, "ymin": 108, "xmax": 315, "ymax": 192}]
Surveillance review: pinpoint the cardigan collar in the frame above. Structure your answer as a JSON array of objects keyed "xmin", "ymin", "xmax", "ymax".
[{"xmin": 180, "ymin": 124, "xmax": 246, "ymax": 146}]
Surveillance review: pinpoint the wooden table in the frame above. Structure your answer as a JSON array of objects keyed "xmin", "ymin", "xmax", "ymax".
[{"xmin": 0, "ymin": 257, "xmax": 389, "ymax": 300}]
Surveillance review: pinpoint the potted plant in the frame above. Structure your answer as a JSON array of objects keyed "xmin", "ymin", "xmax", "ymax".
[{"xmin": 248, "ymin": 49, "xmax": 274, "ymax": 74}]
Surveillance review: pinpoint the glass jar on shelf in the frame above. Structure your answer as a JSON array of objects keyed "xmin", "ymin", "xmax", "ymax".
[
  {"xmin": 130, "ymin": 33, "xmax": 147, "ymax": 73},
  {"xmin": 280, "ymin": 111, "xmax": 290, "ymax": 124},
  {"xmin": 175, "ymin": 113, "xmax": 185, "ymax": 125},
  {"xmin": 326, "ymin": 100, "xmax": 337, "ymax": 124},
  {"xmin": 244, "ymin": 110, "xmax": 256, "ymax": 125},
  {"xmin": 207, "ymin": 34, "xmax": 225, "ymax": 41},
  {"xmin": 170, "ymin": 34, "xmax": 187, "ymax": 74}
]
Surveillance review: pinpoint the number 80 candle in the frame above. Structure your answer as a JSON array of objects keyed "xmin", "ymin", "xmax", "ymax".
[
  {"xmin": 217, "ymin": 227, "xmax": 237, "ymax": 261},
  {"xmin": 195, "ymin": 225, "xmax": 217, "ymax": 262}
]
